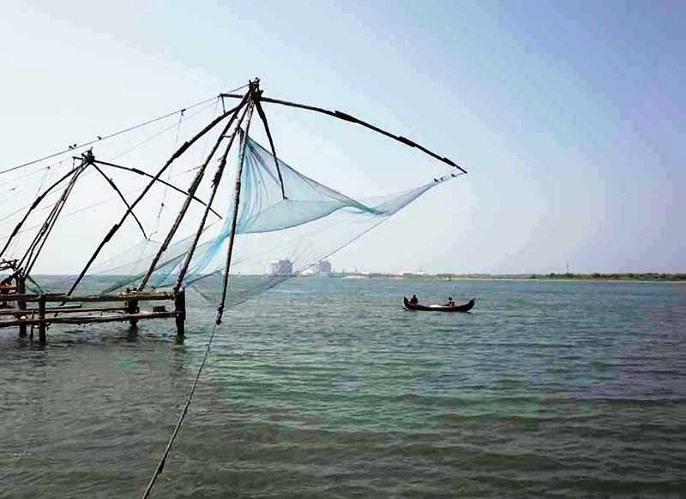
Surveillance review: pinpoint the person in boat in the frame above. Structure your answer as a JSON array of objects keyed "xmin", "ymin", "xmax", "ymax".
[
  {"xmin": 445, "ymin": 296, "xmax": 455, "ymax": 307},
  {"xmin": 409, "ymin": 294, "xmax": 419, "ymax": 305}
]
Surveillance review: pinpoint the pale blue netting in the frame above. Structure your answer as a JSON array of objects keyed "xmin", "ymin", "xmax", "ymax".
[{"xmin": 92, "ymin": 135, "xmax": 457, "ymax": 306}]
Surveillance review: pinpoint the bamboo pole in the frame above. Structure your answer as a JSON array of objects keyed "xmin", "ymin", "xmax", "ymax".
[
  {"xmin": 215, "ymin": 93, "xmax": 256, "ymax": 325},
  {"xmin": 0, "ymin": 165, "xmax": 83, "ymax": 262},
  {"xmin": 173, "ymin": 102, "xmax": 251, "ymax": 292},
  {"xmin": 65, "ymin": 98, "xmax": 248, "ymax": 299},
  {"xmin": 93, "ymin": 159, "xmax": 223, "ymax": 219},
  {"xmin": 137, "ymin": 98, "xmax": 248, "ymax": 291},
  {"xmin": 254, "ymin": 94, "xmax": 286, "ymax": 199},
  {"xmin": 92, "ymin": 163, "xmax": 147, "ymax": 239},
  {"xmin": 19, "ymin": 156, "xmax": 90, "ymax": 275},
  {"xmin": 22, "ymin": 152, "xmax": 93, "ymax": 274},
  {"xmin": 220, "ymin": 92, "xmax": 467, "ymax": 173}
]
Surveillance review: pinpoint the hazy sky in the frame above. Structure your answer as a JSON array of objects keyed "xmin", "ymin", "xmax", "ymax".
[{"xmin": 1, "ymin": 0, "xmax": 683, "ymax": 274}]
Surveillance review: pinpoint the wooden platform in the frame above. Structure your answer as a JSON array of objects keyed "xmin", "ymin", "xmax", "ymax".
[{"xmin": 0, "ymin": 288, "xmax": 186, "ymax": 345}]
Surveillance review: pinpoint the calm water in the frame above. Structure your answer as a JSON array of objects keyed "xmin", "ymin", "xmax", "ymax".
[{"xmin": 1, "ymin": 278, "xmax": 685, "ymax": 497}]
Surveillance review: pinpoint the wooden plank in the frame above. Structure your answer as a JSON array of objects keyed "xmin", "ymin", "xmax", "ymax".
[
  {"xmin": 38, "ymin": 295, "xmax": 46, "ymax": 344},
  {"xmin": 0, "ymin": 306, "xmax": 127, "ymax": 317},
  {"xmin": 0, "ymin": 291, "xmax": 175, "ymax": 303},
  {"xmin": 0, "ymin": 311, "xmax": 179, "ymax": 328}
]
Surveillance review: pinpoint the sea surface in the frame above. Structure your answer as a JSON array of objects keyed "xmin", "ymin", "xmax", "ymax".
[{"xmin": 1, "ymin": 278, "xmax": 685, "ymax": 497}]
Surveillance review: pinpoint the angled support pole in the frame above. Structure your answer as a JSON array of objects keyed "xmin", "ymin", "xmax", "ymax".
[
  {"xmin": 220, "ymin": 92, "xmax": 467, "ymax": 174},
  {"xmin": 0, "ymin": 165, "xmax": 83, "ymax": 262},
  {"xmin": 93, "ymin": 159, "xmax": 223, "ymax": 220},
  {"xmin": 20, "ymin": 151, "xmax": 92, "ymax": 277},
  {"xmin": 174, "ymin": 100, "xmax": 251, "ymax": 292},
  {"xmin": 92, "ymin": 163, "xmax": 148, "ymax": 239},
  {"xmin": 137, "ymin": 95, "xmax": 249, "ymax": 291},
  {"xmin": 65, "ymin": 98, "xmax": 248, "ymax": 299},
  {"xmin": 253, "ymin": 91, "xmax": 287, "ymax": 199},
  {"xmin": 216, "ymin": 83, "xmax": 258, "ymax": 324}
]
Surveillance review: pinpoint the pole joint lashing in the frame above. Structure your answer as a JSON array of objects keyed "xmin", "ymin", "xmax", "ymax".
[{"xmin": 215, "ymin": 304, "xmax": 224, "ymax": 325}]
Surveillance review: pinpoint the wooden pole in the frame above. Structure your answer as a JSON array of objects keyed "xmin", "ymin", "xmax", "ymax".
[
  {"xmin": 0, "ymin": 310, "xmax": 177, "ymax": 328},
  {"xmin": 38, "ymin": 295, "xmax": 46, "ymax": 345},
  {"xmin": 93, "ymin": 159, "xmax": 223, "ymax": 219},
  {"xmin": 216, "ymin": 89, "xmax": 257, "ymax": 325},
  {"xmin": 92, "ymin": 163, "xmax": 147, "ymax": 239},
  {"xmin": 126, "ymin": 295, "xmax": 139, "ymax": 329},
  {"xmin": 174, "ymin": 288, "xmax": 186, "ymax": 342},
  {"xmin": 3, "ymin": 291, "xmax": 175, "ymax": 303},
  {"xmin": 17, "ymin": 274, "xmax": 26, "ymax": 338},
  {"xmin": 65, "ymin": 98, "xmax": 248, "ymax": 299},
  {"xmin": 137, "ymin": 98, "xmax": 247, "ymax": 291},
  {"xmin": 0, "ymin": 305, "xmax": 126, "ymax": 317},
  {"xmin": 21, "ymin": 154, "xmax": 91, "ymax": 276},
  {"xmin": 173, "ymin": 102, "xmax": 251, "ymax": 292},
  {"xmin": 220, "ymin": 92, "xmax": 467, "ymax": 173},
  {"xmin": 0, "ymin": 165, "xmax": 82, "ymax": 262},
  {"xmin": 254, "ymin": 94, "xmax": 287, "ymax": 199}
]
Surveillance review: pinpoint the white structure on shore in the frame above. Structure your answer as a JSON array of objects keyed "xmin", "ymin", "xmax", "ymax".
[
  {"xmin": 301, "ymin": 260, "xmax": 333, "ymax": 277},
  {"xmin": 316, "ymin": 260, "xmax": 332, "ymax": 276},
  {"xmin": 268, "ymin": 259, "xmax": 293, "ymax": 276}
]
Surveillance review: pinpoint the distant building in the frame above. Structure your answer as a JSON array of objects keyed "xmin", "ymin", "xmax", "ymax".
[
  {"xmin": 316, "ymin": 260, "xmax": 332, "ymax": 276},
  {"xmin": 268, "ymin": 259, "xmax": 293, "ymax": 276},
  {"xmin": 400, "ymin": 270, "xmax": 426, "ymax": 277}
]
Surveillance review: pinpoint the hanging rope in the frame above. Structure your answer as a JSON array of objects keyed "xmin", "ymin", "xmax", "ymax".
[
  {"xmin": 149, "ymin": 106, "xmax": 188, "ymax": 239},
  {"xmin": 108, "ymin": 99, "xmax": 216, "ymax": 164},
  {"xmin": 141, "ymin": 320, "xmax": 221, "ymax": 499},
  {"xmin": 174, "ymin": 108, "xmax": 185, "ymax": 147}
]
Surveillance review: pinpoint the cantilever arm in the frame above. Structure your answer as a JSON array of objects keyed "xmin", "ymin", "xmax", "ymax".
[
  {"xmin": 92, "ymin": 164, "xmax": 148, "ymax": 239},
  {"xmin": 92, "ymin": 159, "xmax": 223, "ymax": 220},
  {"xmin": 220, "ymin": 93, "xmax": 467, "ymax": 174},
  {"xmin": 253, "ymin": 94, "xmax": 287, "ymax": 199},
  {"xmin": 65, "ymin": 99, "xmax": 247, "ymax": 299}
]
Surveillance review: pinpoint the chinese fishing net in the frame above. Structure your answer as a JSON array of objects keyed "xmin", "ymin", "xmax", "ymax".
[{"xmin": 0, "ymin": 94, "xmax": 461, "ymax": 312}]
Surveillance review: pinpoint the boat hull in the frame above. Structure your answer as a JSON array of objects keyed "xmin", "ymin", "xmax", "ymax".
[{"xmin": 403, "ymin": 296, "xmax": 475, "ymax": 312}]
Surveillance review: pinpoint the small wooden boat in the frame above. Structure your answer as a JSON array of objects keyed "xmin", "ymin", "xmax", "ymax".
[{"xmin": 403, "ymin": 296, "xmax": 475, "ymax": 312}]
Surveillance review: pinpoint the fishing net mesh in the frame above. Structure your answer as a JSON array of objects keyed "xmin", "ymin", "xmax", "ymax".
[{"xmin": 0, "ymin": 96, "xmax": 459, "ymax": 310}]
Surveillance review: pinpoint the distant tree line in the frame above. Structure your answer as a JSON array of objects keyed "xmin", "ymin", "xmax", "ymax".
[
  {"xmin": 528, "ymin": 272, "xmax": 686, "ymax": 281},
  {"xmin": 332, "ymin": 272, "xmax": 686, "ymax": 281}
]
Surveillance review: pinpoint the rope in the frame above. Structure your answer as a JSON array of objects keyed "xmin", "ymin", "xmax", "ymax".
[
  {"xmin": 141, "ymin": 320, "xmax": 221, "ymax": 499},
  {"xmin": 2, "ymin": 84, "xmax": 250, "ymax": 177},
  {"xmin": 108, "ymin": 99, "xmax": 217, "ymax": 164}
]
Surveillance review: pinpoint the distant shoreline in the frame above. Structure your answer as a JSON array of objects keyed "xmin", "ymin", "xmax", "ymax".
[
  {"xmin": 328, "ymin": 272, "xmax": 686, "ymax": 282},
  {"xmin": 28, "ymin": 272, "xmax": 686, "ymax": 283}
]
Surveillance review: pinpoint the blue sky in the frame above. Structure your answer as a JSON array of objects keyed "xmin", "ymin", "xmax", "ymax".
[{"xmin": 0, "ymin": 0, "xmax": 683, "ymax": 273}]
